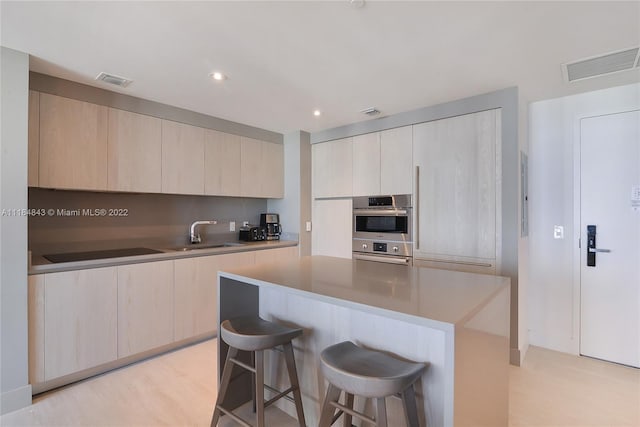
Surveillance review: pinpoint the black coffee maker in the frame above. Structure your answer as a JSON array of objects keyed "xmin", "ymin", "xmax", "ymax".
[{"xmin": 260, "ymin": 213, "xmax": 281, "ymax": 240}]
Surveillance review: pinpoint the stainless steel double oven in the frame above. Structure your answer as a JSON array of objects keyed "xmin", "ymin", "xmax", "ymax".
[{"xmin": 352, "ymin": 194, "xmax": 413, "ymax": 266}]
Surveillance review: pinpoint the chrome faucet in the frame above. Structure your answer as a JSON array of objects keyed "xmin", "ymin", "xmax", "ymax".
[{"xmin": 189, "ymin": 220, "xmax": 217, "ymax": 244}]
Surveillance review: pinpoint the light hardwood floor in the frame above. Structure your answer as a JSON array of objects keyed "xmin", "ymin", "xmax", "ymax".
[{"xmin": 2, "ymin": 340, "xmax": 638, "ymax": 426}]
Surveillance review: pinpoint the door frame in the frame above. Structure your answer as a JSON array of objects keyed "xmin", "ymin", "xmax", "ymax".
[{"xmin": 573, "ymin": 107, "xmax": 640, "ymax": 356}]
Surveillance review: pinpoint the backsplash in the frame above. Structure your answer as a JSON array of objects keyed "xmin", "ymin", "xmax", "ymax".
[{"xmin": 28, "ymin": 188, "xmax": 267, "ymax": 254}]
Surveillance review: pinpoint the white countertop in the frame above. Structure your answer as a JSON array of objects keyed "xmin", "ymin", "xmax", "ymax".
[
  {"xmin": 220, "ymin": 255, "xmax": 510, "ymax": 327},
  {"xmin": 29, "ymin": 240, "xmax": 297, "ymax": 275}
]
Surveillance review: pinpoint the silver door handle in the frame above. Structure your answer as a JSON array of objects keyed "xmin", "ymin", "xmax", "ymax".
[{"xmin": 588, "ymin": 248, "xmax": 611, "ymax": 253}]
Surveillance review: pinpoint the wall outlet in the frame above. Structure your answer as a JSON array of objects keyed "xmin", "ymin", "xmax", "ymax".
[
  {"xmin": 305, "ymin": 221, "xmax": 312, "ymax": 232},
  {"xmin": 554, "ymin": 225, "xmax": 564, "ymax": 239},
  {"xmin": 229, "ymin": 221, "xmax": 235, "ymax": 232},
  {"xmin": 242, "ymin": 221, "xmax": 249, "ymax": 227}
]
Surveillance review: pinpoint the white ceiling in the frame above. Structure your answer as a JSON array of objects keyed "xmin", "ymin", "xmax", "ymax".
[{"xmin": 2, "ymin": 1, "xmax": 639, "ymax": 134}]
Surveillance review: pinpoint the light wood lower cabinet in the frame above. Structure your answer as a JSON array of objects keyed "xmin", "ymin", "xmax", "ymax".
[
  {"xmin": 28, "ymin": 247, "xmax": 295, "ymax": 387},
  {"xmin": 117, "ymin": 260, "xmax": 174, "ymax": 358},
  {"xmin": 174, "ymin": 256, "xmax": 219, "ymax": 341},
  {"xmin": 28, "ymin": 267, "xmax": 118, "ymax": 382},
  {"xmin": 254, "ymin": 246, "xmax": 299, "ymax": 265}
]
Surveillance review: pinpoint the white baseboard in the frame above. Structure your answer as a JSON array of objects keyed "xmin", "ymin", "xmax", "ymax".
[
  {"xmin": 1, "ymin": 384, "xmax": 32, "ymax": 415},
  {"xmin": 510, "ymin": 348, "xmax": 521, "ymax": 366}
]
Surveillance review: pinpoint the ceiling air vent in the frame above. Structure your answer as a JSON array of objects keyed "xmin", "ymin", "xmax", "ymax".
[
  {"xmin": 563, "ymin": 47, "xmax": 640, "ymax": 82},
  {"xmin": 360, "ymin": 107, "xmax": 380, "ymax": 116},
  {"xmin": 95, "ymin": 72, "xmax": 132, "ymax": 87}
]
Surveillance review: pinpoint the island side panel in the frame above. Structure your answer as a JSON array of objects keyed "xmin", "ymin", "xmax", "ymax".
[
  {"xmin": 258, "ymin": 286, "xmax": 451, "ymax": 427},
  {"xmin": 218, "ymin": 276, "xmax": 259, "ymax": 411},
  {"xmin": 454, "ymin": 283, "xmax": 510, "ymax": 426}
]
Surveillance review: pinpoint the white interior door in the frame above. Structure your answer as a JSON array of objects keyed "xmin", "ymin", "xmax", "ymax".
[{"xmin": 580, "ymin": 110, "xmax": 640, "ymax": 368}]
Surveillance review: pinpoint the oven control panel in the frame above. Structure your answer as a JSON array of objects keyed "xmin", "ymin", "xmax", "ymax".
[{"xmin": 353, "ymin": 239, "xmax": 412, "ymax": 257}]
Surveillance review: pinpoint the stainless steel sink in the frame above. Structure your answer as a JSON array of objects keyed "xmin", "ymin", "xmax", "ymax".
[{"xmin": 170, "ymin": 242, "xmax": 246, "ymax": 252}]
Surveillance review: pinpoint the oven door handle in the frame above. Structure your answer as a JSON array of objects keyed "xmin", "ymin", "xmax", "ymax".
[
  {"xmin": 353, "ymin": 209, "xmax": 409, "ymax": 215},
  {"xmin": 353, "ymin": 253, "xmax": 411, "ymax": 265}
]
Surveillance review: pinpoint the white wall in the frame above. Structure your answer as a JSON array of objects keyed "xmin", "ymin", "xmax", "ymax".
[
  {"xmin": 0, "ymin": 47, "xmax": 32, "ymax": 413},
  {"xmin": 528, "ymin": 83, "xmax": 640, "ymax": 354},
  {"xmin": 267, "ymin": 131, "xmax": 312, "ymax": 256}
]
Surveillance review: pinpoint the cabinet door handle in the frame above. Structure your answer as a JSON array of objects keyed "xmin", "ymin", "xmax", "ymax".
[{"xmin": 415, "ymin": 165, "xmax": 420, "ymax": 250}]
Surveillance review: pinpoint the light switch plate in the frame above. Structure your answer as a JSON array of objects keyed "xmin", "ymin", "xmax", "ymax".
[
  {"xmin": 305, "ymin": 221, "xmax": 312, "ymax": 232},
  {"xmin": 229, "ymin": 221, "xmax": 235, "ymax": 232},
  {"xmin": 554, "ymin": 225, "xmax": 564, "ymax": 239}
]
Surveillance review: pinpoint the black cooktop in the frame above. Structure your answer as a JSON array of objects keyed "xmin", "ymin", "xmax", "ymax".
[{"xmin": 43, "ymin": 247, "xmax": 163, "ymax": 263}]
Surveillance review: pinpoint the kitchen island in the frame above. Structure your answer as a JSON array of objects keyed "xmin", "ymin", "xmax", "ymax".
[{"xmin": 218, "ymin": 256, "xmax": 510, "ymax": 427}]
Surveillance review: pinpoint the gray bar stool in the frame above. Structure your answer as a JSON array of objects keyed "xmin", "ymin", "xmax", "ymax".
[
  {"xmin": 318, "ymin": 341, "xmax": 426, "ymax": 427},
  {"xmin": 211, "ymin": 316, "xmax": 306, "ymax": 427}
]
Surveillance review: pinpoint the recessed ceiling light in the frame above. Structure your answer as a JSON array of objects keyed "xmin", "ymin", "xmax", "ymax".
[
  {"xmin": 313, "ymin": 110, "xmax": 322, "ymax": 117},
  {"xmin": 209, "ymin": 71, "xmax": 227, "ymax": 81}
]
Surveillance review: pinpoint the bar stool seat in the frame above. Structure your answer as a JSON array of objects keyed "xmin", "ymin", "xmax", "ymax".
[
  {"xmin": 211, "ymin": 316, "xmax": 306, "ymax": 427},
  {"xmin": 319, "ymin": 341, "xmax": 427, "ymax": 427},
  {"xmin": 221, "ymin": 316, "xmax": 303, "ymax": 351}
]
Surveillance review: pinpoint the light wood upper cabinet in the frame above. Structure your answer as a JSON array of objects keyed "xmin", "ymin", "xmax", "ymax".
[
  {"xmin": 42, "ymin": 267, "xmax": 118, "ymax": 381},
  {"xmin": 240, "ymin": 137, "xmax": 284, "ymax": 198},
  {"xmin": 352, "ymin": 132, "xmax": 381, "ymax": 197},
  {"xmin": 312, "ymin": 137, "xmax": 353, "ymax": 198},
  {"xmin": 30, "ymin": 91, "xmax": 284, "ymax": 197},
  {"xmin": 28, "ymin": 91, "xmax": 40, "ymax": 187},
  {"xmin": 108, "ymin": 109, "xmax": 162, "ymax": 193},
  {"xmin": 262, "ymin": 140, "xmax": 284, "ymax": 198},
  {"xmin": 413, "ymin": 109, "xmax": 500, "ymax": 266},
  {"xmin": 240, "ymin": 137, "xmax": 263, "ymax": 197},
  {"xmin": 39, "ymin": 93, "xmax": 108, "ymax": 190},
  {"xmin": 117, "ymin": 260, "xmax": 174, "ymax": 358},
  {"xmin": 204, "ymin": 129, "xmax": 241, "ymax": 196},
  {"xmin": 161, "ymin": 120, "xmax": 205, "ymax": 195},
  {"xmin": 380, "ymin": 125, "xmax": 413, "ymax": 195}
]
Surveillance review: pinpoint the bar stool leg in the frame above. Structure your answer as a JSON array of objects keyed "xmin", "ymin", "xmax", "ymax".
[
  {"xmin": 318, "ymin": 383, "xmax": 341, "ymax": 427},
  {"xmin": 283, "ymin": 342, "xmax": 307, "ymax": 427},
  {"xmin": 211, "ymin": 346, "xmax": 239, "ymax": 427},
  {"xmin": 255, "ymin": 350, "xmax": 265, "ymax": 427},
  {"xmin": 401, "ymin": 384, "xmax": 420, "ymax": 427},
  {"xmin": 251, "ymin": 351, "xmax": 257, "ymax": 413},
  {"xmin": 373, "ymin": 397, "xmax": 388, "ymax": 427},
  {"xmin": 343, "ymin": 393, "xmax": 354, "ymax": 427}
]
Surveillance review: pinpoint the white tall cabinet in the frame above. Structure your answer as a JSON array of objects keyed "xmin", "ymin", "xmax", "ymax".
[
  {"xmin": 413, "ymin": 109, "xmax": 501, "ymax": 273},
  {"xmin": 312, "ymin": 137, "xmax": 353, "ymax": 198},
  {"xmin": 351, "ymin": 126, "xmax": 413, "ymax": 196},
  {"xmin": 311, "ymin": 198, "xmax": 353, "ymax": 259},
  {"xmin": 312, "ymin": 137, "xmax": 353, "ymax": 258},
  {"xmin": 380, "ymin": 126, "xmax": 413, "ymax": 195},
  {"xmin": 352, "ymin": 133, "xmax": 380, "ymax": 197}
]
